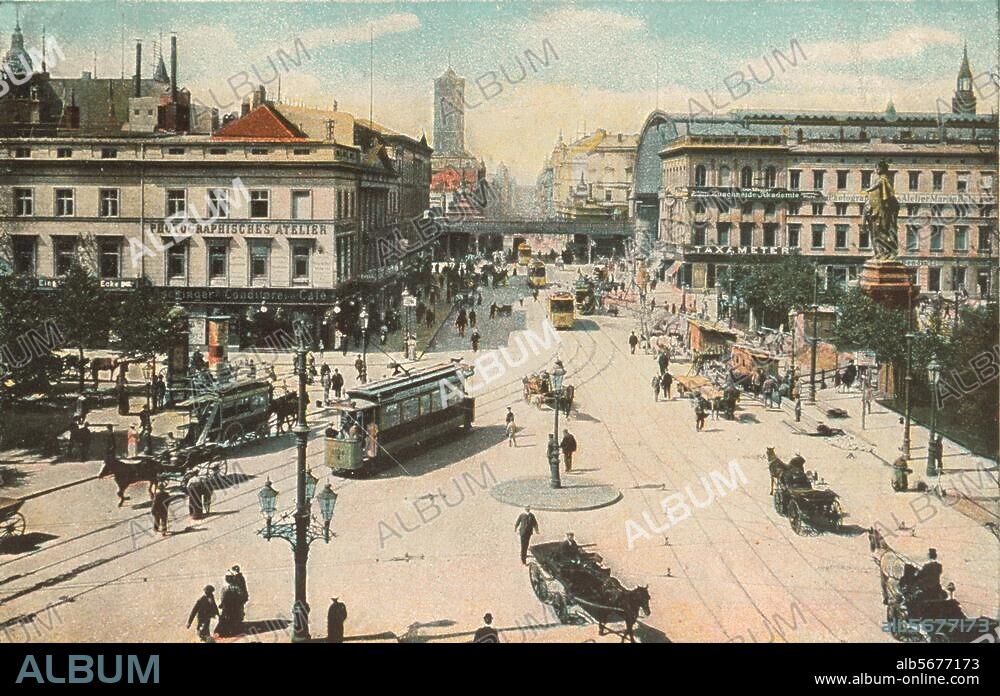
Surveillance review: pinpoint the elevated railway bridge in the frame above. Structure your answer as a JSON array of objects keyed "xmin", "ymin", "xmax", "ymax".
[{"xmin": 435, "ymin": 218, "xmax": 632, "ymax": 260}]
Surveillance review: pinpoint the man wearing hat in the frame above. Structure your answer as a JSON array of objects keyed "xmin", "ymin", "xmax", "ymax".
[
  {"xmin": 187, "ymin": 585, "xmax": 219, "ymax": 642},
  {"xmin": 916, "ymin": 548, "xmax": 946, "ymax": 601},
  {"xmin": 327, "ymin": 597, "xmax": 348, "ymax": 643},
  {"xmin": 473, "ymin": 613, "xmax": 500, "ymax": 643}
]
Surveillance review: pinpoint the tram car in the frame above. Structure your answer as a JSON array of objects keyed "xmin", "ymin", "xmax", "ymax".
[
  {"xmin": 325, "ymin": 361, "xmax": 475, "ymax": 477},
  {"xmin": 549, "ymin": 291, "xmax": 576, "ymax": 330},
  {"xmin": 517, "ymin": 242, "xmax": 533, "ymax": 266},
  {"xmin": 177, "ymin": 378, "xmax": 280, "ymax": 446},
  {"xmin": 528, "ymin": 260, "xmax": 547, "ymax": 288},
  {"xmin": 574, "ymin": 278, "xmax": 596, "ymax": 315}
]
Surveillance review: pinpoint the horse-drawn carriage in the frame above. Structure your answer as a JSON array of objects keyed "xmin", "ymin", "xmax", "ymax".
[
  {"xmin": 528, "ymin": 539, "xmax": 650, "ymax": 642},
  {"xmin": 177, "ymin": 379, "xmax": 296, "ymax": 446},
  {"xmin": 99, "ymin": 442, "xmax": 229, "ymax": 507},
  {"xmin": 766, "ymin": 447, "xmax": 845, "ymax": 535},
  {"xmin": 0, "ymin": 497, "xmax": 26, "ymax": 543},
  {"xmin": 522, "ymin": 373, "xmax": 574, "ymax": 414},
  {"xmin": 867, "ymin": 529, "xmax": 999, "ymax": 643}
]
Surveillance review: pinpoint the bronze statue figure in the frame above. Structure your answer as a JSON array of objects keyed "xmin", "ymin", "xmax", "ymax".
[{"xmin": 861, "ymin": 160, "xmax": 900, "ymax": 260}]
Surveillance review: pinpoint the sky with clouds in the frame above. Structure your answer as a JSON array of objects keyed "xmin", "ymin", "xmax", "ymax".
[{"xmin": 7, "ymin": 1, "xmax": 998, "ymax": 182}]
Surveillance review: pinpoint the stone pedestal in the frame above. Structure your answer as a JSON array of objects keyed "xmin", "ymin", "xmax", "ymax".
[{"xmin": 859, "ymin": 259, "xmax": 919, "ymax": 310}]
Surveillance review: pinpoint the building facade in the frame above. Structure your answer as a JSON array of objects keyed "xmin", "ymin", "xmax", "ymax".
[
  {"xmin": 633, "ymin": 53, "xmax": 998, "ymax": 301},
  {"xmin": 541, "ymin": 129, "xmax": 637, "ymax": 220}
]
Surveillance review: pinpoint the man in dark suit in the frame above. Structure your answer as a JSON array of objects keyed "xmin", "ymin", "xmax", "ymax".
[
  {"xmin": 514, "ymin": 507, "xmax": 539, "ymax": 565},
  {"xmin": 472, "ymin": 613, "xmax": 499, "ymax": 643},
  {"xmin": 327, "ymin": 598, "xmax": 348, "ymax": 643}
]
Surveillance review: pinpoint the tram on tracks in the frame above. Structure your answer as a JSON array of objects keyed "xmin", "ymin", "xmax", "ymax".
[
  {"xmin": 528, "ymin": 260, "xmax": 547, "ymax": 288},
  {"xmin": 517, "ymin": 242, "xmax": 532, "ymax": 266},
  {"xmin": 325, "ymin": 361, "xmax": 475, "ymax": 477},
  {"xmin": 549, "ymin": 291, "xmax": 576, "ymax": 330}
]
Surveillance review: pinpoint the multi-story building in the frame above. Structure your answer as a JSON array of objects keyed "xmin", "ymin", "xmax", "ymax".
[
  {"xmin": 633, "ymin": 50, "xmax": 997, "ymax": 301},
  {"xmin": 429, "ymin": 66, "xmax": 486, "ymax": 224},
  {"xmin": 1, "ymin": 31, "xmax": 432, "ymax": 349},
  {"xmin": 541, "ymin": 129, "xmax": 637, "ymax": 220}
]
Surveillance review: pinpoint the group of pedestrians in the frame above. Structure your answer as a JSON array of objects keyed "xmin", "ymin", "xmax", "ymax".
[{"xmin": 186, "ymin": 565, "xmax": 250, "ymax": 641}]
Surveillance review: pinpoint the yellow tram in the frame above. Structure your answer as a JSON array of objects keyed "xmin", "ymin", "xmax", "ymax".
[
  {"xmin": 325, "ymin": 361, "xmax": 475, "ymax": 477},
  {"xmin": 548, "ymin": 291, "xmax": 576, "ymax": 330},
  {"xmin": 517, "ymin": 242, "xmax": 532, "ymax": 266},
  {"xmin": 528, "ymin": 260, "xmax": 547, "ymax": 288}
]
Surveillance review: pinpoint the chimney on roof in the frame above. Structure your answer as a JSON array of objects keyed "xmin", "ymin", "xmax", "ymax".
[
  {"xmin": 133, "ymin": 41, "xmax": 142, "ymax": 98},
  {"xmin": 170, "ymin": 34, "xmax": 177, "ymax": 101}
]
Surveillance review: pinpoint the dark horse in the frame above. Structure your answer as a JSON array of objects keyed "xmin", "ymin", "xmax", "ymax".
[
  {"xmin": 268, "ymin": 392, "xmax": 298, "ymax": 434},
  {"xmin": 604, "ymin": 585, "xmax": 651, "ymax": 643},
  {"xmin": 99, "ymin": 456, "xmax": 159, "ymax": 507}
]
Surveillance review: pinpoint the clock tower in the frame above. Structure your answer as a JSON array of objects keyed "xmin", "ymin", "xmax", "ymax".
[{"xmin": 952, "ymin": 44, "xmax": 977, "ymax": 115}]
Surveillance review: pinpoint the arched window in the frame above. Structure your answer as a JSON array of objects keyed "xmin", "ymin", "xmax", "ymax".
[
  {"xmin": 740, "ymin": 166, "xmax": 754, "ymax": 188},
  {"xmin": 764, "ymin": 166, "xmax": 776, "ymax": 188},
  {"xmin": 719, "ymin": 166, "xmax": 731, "ymax": 186},
  {"xmin": 694, "ymin": 165, "xmax": 707, "ymax": 187}
]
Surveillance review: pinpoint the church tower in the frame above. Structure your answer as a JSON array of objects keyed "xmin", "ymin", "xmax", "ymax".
[{"xmin": 952, "ymin": 44, "xmax": 977, "ymax": 115}]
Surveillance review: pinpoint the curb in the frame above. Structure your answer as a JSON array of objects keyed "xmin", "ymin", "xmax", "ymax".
[{"xmin": 20, "ymin": 473, "xmax": 101, "ymax": 502}]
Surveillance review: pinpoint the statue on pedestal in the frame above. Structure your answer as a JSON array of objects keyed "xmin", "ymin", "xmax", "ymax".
[{"xmin": 861, "ymin": 160, "xmax": 901, "ymax": 260}]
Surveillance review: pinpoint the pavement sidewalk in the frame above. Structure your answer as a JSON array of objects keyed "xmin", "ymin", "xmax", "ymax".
[{"xmin": 785, "ymin": 385, "xmax": 999, "ymax": 523}]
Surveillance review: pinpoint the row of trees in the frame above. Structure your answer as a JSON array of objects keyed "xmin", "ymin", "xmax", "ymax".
[
  {"xmin": 0, "ymin": 263, "xmax": 186, "ymax": 397},
  {"xmin": 723, "ymin": 256, "xmax": 998, "ymax": 452}
]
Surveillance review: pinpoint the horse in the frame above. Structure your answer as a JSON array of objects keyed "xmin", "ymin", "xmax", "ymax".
[
  {"xmin": 268, "ymin": 392, "xmax": 298, "ymax": 434},
  {"xmin": 604, "ymin": 585, "xmax": 651, "ymax": 643},
  {"xmin": 89, "ymin": 357, "xmax": 119, "ymax": 387},
  {"xmin": 99, "ymin": 456, "xmax": 160, "ymax": 507},
  {"xmin": 765, "ymin": 446, "xmax": 786, "ymax": 495}
]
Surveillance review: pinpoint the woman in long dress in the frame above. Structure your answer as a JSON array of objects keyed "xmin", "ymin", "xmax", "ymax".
[{"xmin": 366, "ymin": 422, "xmax": 379, "ymax": 459}]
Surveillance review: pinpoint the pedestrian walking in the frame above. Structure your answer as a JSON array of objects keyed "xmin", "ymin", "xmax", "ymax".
[
  {"xmin": 657, "ymin": 351, "xmax": 669, "ymax": 375},
  {"xmin": 929, "ymin": 434, "xmax": 944, "ymax": 474},
  {"xmin": 327, "ymin": 598, "xmax": 348, "ymax": 643},
  {"xmin": 331, "ymin": 369, "xmax": 344, "ymax": 399},
  {"xmin": 116, "ymin": 375, "xmax": 129, "ymax": 416},
  {"xmin": 762, "ymin": 377, "xmax": 776, "ymax": 408},
  {"xmin": 103, "ymin": 425, "xmax": 116, "ymax": 463},
  {"xmin": 560, "ymin": 429, "xmax": 577, "ymax": 472},
  {"xmin": 354, "ymin": 355, "xmax": 365, "ymax": 381},
  {"xmin": 321, "ymin": 370, "xmax": 332, "ymax": 404},
  {"xmin": 187, "ymin": 586, "xmax": 219, "ymax": 642},
  {"xmin": 471, "ymin": 330, "xmax": 481, "ymax": 352},
  {"xmin": 661, "ymin": 371, "xmax": 673, "ymax": 399},
  {"xmin": 514, "ymin": 507, "xmax": 539, "ymax": 565},
  {"xmin": 74, "ymin": 393, "xmax": 87, "ymax": 421},
  {"xmin": 863, "ymin": 383, "xmax": 874, "ymax": 415},
  {"xmin": 127, "ymin": 424, "xmax": 139, "ymax": 458},
  {"xmin": 477, "ymin": 292, "xmax": 483, "ymax": 306},
  {"xmin": 795, "ymin": 398, "xmax": 802, "ymax": 422},
  {"xmin": 216, "ymin": 572, "xmax": 247, "ymax": 638},
  {"xmin": 489, "ymin": 302, "xmax": 498, "ymax": 320},
  {"xmin": 506, "ymin": 419, "xmax": 517, "ymax": 447},
  {"xmin": 628, "ymin": 331, "xmax": 639, "ymax": 355},
  {"xmin": 229, "ymin": 565, "xmax": 249, "ymax": 603},
  {"xmin": 473, "ymin": 613, "xmax": 500, "ymax": 643},
  {"xmin": 651, "ymin": 373, "xmax": 661, "ymax": 401},
  {"xmin": 469, "ymin": 309, "xmax": 477, "ymax": 328},
  {"xmin": 151, "ymin": 483, "xmax": 170, "ymax": 535},
  {"xmin": 695, "ymin": 399, "xmax": 707, "ymax": 431}
]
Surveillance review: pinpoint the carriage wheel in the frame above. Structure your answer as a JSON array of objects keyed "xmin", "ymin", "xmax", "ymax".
[
  {"xmin": 222, "ymin": 423, "xmax": 244, "ymax": 446},
  {"xmin": 831, "ymin": 501, "xmax": 844, "ymax": 530},
  {"xmin": 257, "ymin": 423, "xmax": 270, "ymax": 440},
  {"xmin": 528, "ymin": 563, "xmax": 549, "ymax": 602},
  {"xmin": 790, "ymin": 507, "xmax": 807, "ymax": 536},
  {"xmin": 0, "ymin": 512, "xmax": 26, "ymax": 539},
  {"xmin": 887, "ymin": 605, "xmax": 923, "ymax": 643},
  {"xmin": 208, "ymin": 454, "xmax": 228, "ymax": 480},
  {"xmin": 550, "ymin": 593, "xmax": 572, "ymax": 625}
]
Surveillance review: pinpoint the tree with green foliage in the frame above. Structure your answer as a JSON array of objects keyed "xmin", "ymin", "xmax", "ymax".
[
  {"xmin": 111, "ymin": 280, "xmax": 187, "ymax": 362},
  {"xmin": 0, "ymin": 274, "xmax": 63, "ymax": 398},
  {"xmin": 50, "ymin": 263, "xmax": 112, "ymax": 391},
  {"xmin": 831, "ymin": 287, "xmax": 910, "ymax": 369},
  {"xmin": 722, "ymin": 256, "xmax": 842, "ymax": 328}
]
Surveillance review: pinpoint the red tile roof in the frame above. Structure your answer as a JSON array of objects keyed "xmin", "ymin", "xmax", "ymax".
[{"xmin": 211, "ymin": 103, "xmax": 309, "ymax": 141}]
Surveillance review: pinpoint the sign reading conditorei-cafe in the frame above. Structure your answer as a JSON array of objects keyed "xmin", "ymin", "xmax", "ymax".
[
  {"xmin": 159, "ymin": 287, "xmax": 338, "ymax": 305},
  {"xmin": 144, "ymin": 221, "xmax": 331, "ymax": 236}
]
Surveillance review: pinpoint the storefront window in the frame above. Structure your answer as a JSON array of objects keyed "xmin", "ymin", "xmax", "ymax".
[
  {"xmin": 99, "ymin": 239, "xmax": 121, "ymax": 278},
  {"xmin": 12, "ymin": 236, "xmax": 35, "ymax": 275}
]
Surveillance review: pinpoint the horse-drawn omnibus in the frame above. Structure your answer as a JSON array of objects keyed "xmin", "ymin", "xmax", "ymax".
[
  {"xmin": 528, "ymin": 260, "xmax": 547, "ymax": 288},
  {"xmin": 517, "ymin": 242, "xmax": 532, "ymax": 266},
  {"xmin": 549, "ymin": 291, "xmax": 576, "ymax": 330},
  {"xmin": 325, "ymin": 361, "xmax": 475, "ymax": 477},
  {"xmin": 177, "ymin": 378, "xmax": 294, "ymax": 446}
]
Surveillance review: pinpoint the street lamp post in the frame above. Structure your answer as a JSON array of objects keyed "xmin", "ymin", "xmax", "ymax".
[
  {"xmin": 902, "ymin": 288, "xmax": 914, "ymax": 458},
  {"xmin": 549, "ymin": 361, "xmax": 566, "ymax": 489},
  {"xmin": 728, "ymin": 276, "xmax": 735, "ymax": 329},
  {"xmin": 926, "ymin": 355, "xmax": 941, "ymax": 477},
  {"xmin": 809, "ymin": 264, "xmax": 819, "ymax": 404},
  {"xmin": 142, "ymin": 362, "xmax": 153, "ymax": 412},
  {"xmin": 255, "ymin": 319, "xmax": 337, "ymax": 642},
  {"xmin": 359, "ymin": 307, "xmax": 369, "ymax": 384}
]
